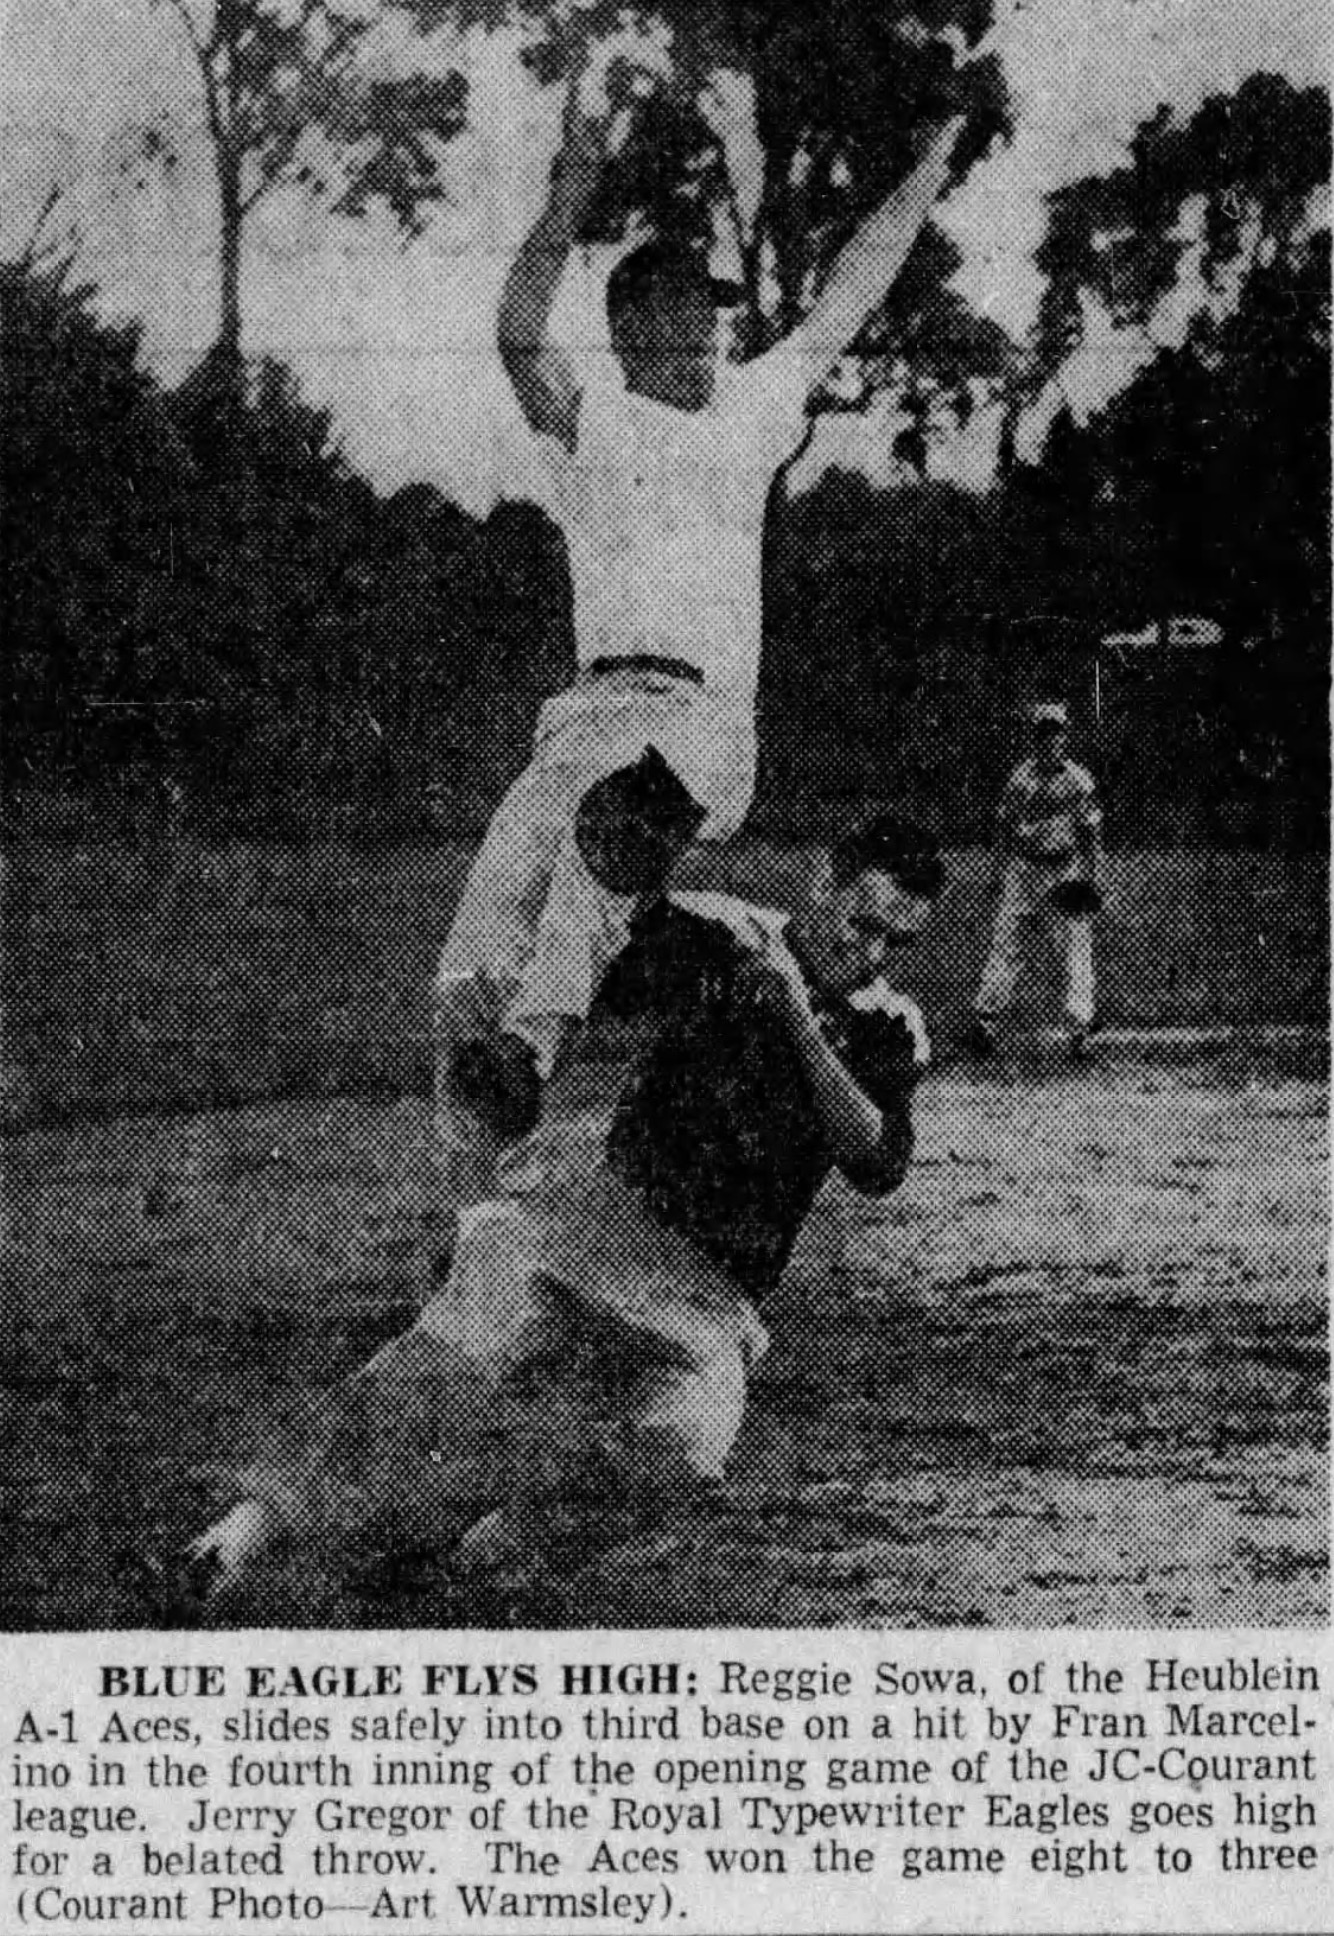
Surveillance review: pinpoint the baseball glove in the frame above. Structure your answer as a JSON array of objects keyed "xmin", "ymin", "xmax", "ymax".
[
  {"xmin": 828, "ymin": 1008, "xmax": 921, "ymax": 1101},
  {"xmin": 1048, "ymin": 878, "xmax": 1104, "ymax": 918}
]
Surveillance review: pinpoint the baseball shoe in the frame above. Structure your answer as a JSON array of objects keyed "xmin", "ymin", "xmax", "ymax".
[
  {"xmin": 452, "ymin": 1508, "xmax": 534, "ymax": 1579},
  {"xmin": 120, "ymin": 1498, "xmax": 281, "ymax": 1627},
  {"xmin": 177, "ymin": 1499, "xmax": 284, "ymax": 1609}
]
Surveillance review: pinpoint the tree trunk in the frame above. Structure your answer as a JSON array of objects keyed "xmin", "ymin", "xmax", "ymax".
[
  {"xmin": 219, "ymin": 180, "xmax": 242, "ymax": 363},
  {"xmin": 205, "ymin": 0, "xmax": 245, "ymax": 402},
  {"xmin": 214, "ymin": 143, "xmax": 244, "ymax": 392}
]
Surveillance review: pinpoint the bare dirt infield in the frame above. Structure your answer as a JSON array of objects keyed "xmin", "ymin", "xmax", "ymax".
[{"xmin": 3, "ymin": 1058, "xmax": 1325, "ymax": 1632}]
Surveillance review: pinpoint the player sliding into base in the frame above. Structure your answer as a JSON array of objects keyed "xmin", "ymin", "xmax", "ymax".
[
  {"xmin": 431, "ymin": 55, "xmax": 966, "ymax": 1224},
  {"xmin": 172, "ymin": 812, "xmax": 940, "ymax": 1609}
]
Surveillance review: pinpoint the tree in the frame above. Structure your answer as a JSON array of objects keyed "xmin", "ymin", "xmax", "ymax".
[
  {"xmin": 1, "ymin": 245, "xmax": 182, "ymax": 784},
  {"xmin": 850, "ymin": 217, "xmax": 1017, "ymax": 464},
  {"xmin": 137, "ymin": 1, "xmax": 467, "ymax": 391},
  {"xmin": 1032, "ymin": 72, "xmax": 1330, "ymax": 388},
  {"xmin": 1088, "ymin": 228, "xmax": 1330, "ymax": 625},
  {"xmin": 1023, "ymin": 75, "xmax": 1330, "ymax": 601},
  {"xmin": 993, "ymin": 81, "xmax": 1331, "ymax": 845},
  {"xmin": 456, "ymin": 0, "xmax": 1010, "ymax": 369},
  {"xmin": 1, "ymin": 228, "xmax": 569, "ymax": 832}
]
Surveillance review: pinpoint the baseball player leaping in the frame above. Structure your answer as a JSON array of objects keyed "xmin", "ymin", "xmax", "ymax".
[
  {"xmin": 431, "ymin": 61, "xmax": 965, "ymax": 1222},
  {"xmin": 971, "ymin": 700, "xmax": 1106, "ymax": 1061}
]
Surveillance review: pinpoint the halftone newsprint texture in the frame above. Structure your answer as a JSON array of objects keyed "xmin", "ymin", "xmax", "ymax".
[{"xmin": 0, "ymin": 0, "xmax": 1329, "ymax": 1930}]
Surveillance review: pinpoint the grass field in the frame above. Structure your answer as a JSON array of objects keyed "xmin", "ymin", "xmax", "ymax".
[
  {"xmin": 2, "ymin": 1061, "xmax": 1326, "ymax": 1631},
  {"xmin": 2, "ymin": 841, "xmax": 1327, "ymax": 1124}
]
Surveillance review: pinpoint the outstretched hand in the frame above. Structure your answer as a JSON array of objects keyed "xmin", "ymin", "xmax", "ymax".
[{"xmin": 562, "ymin": 50, "xmax": 661, "ymax": 168}]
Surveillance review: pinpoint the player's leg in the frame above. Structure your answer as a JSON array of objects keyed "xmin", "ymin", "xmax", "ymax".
[
  {"xmin": 434, "ymin": 759, "xmax": 569, "ymax": 1000},
  {"xmin": 174, "ymin": 1203, "xmax": 552, "ymax": 1609},
  {"xmin": 431, "ymin": 751, "xmax": 572, "ymax": 1185},
  {"xmin": 624, "ymin": 1309, "xmax": 761, "ymax": 1497},
  {"xmin": 498, "ymin": 822, "xmax": 639, "ymax": 1073},
  {"xmin": 973, "ymin": 862, "xmax": 1031, "ymax": 1047},
  {"xmin": 432, "ymin": 969, "xmax": 542, "ymax": 1261},
  {"xmin": 453, "ymin": 1294, "xmax": 758, "ymax": 1577},
  {"xmin": 1057, "ymin": 910, "xmax": 1096, "ymax": 1059},
  {"xmin": 493, "ymin": 680, "xmax": 712, "ymax": 1068},
  {"xmin": 431, "ymin": 683, "xmax": 706, "ymax": 1201},
  {"xmin": 169, "ymin": 1336, "xmax": 453, "ymax": 1613},
  {"xmin": 450, "ymin": 1272, "xmax": 611, "ymax": 1577},
  {"xmin": 435, "ymin": 676, "xmax": 671, "ymax": 1023},
  {"xmin": 449, "ymin": 1169, "xmax": 770, "ymax": 1576},
  {"xmin": 549, "ymin": 1179, "xmax": 770, "ymax": 1511}
]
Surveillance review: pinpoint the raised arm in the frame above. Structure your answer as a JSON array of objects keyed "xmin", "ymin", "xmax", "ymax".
[
  {"xmin": 497, "ymin": 107, "xmax": 607, "ymax": 452},
  {"xmin": 765, "ymin": 117, "xmax": 965, "ymax": 396}
]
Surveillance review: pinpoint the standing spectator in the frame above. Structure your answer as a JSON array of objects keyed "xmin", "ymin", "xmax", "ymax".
[{"xmin": 971, "ymin": 701, "xmax": 1105, "ymax": 1061}]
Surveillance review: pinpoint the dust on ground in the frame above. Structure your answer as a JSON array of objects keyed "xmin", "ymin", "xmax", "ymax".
[{"xmin": 2, "ymin": 1060, "xmax": 1326, "ymax": 1630}]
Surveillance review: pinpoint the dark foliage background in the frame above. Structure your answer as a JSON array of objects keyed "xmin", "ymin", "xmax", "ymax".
[{"xmin": 2, "ymin": 69, "xmax": 1329, "ymax": 850}]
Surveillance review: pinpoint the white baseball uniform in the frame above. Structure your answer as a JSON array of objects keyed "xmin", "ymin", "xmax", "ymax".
[
  {"xmin": 975, "ymin": 755, "xmax": 1102, "ymax": 1030},
  {"xmin": 432, "ymin": 351, "xmax": 811, "ymax": 1198}
]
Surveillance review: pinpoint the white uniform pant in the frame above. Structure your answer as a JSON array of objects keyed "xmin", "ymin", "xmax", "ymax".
[
  {"xmin": 976, "ymin": 860, "xmax": 1095, "ymax": 1030},
  {"xmin": 419, "ymin": 1183, "xmax": 767, "ymax": 1488},
  {"xmin": 432, "ymin": 666, "xmax": 754, "ymax": 1198},
  {"xmin": 229, "ymin": 1183, "xmax": 768, "ymax": 1545}
]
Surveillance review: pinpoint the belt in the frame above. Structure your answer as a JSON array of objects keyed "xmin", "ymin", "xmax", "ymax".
[{"xmin": 587, "ymin": 654, "xmax": 704, "ymax": 688}]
